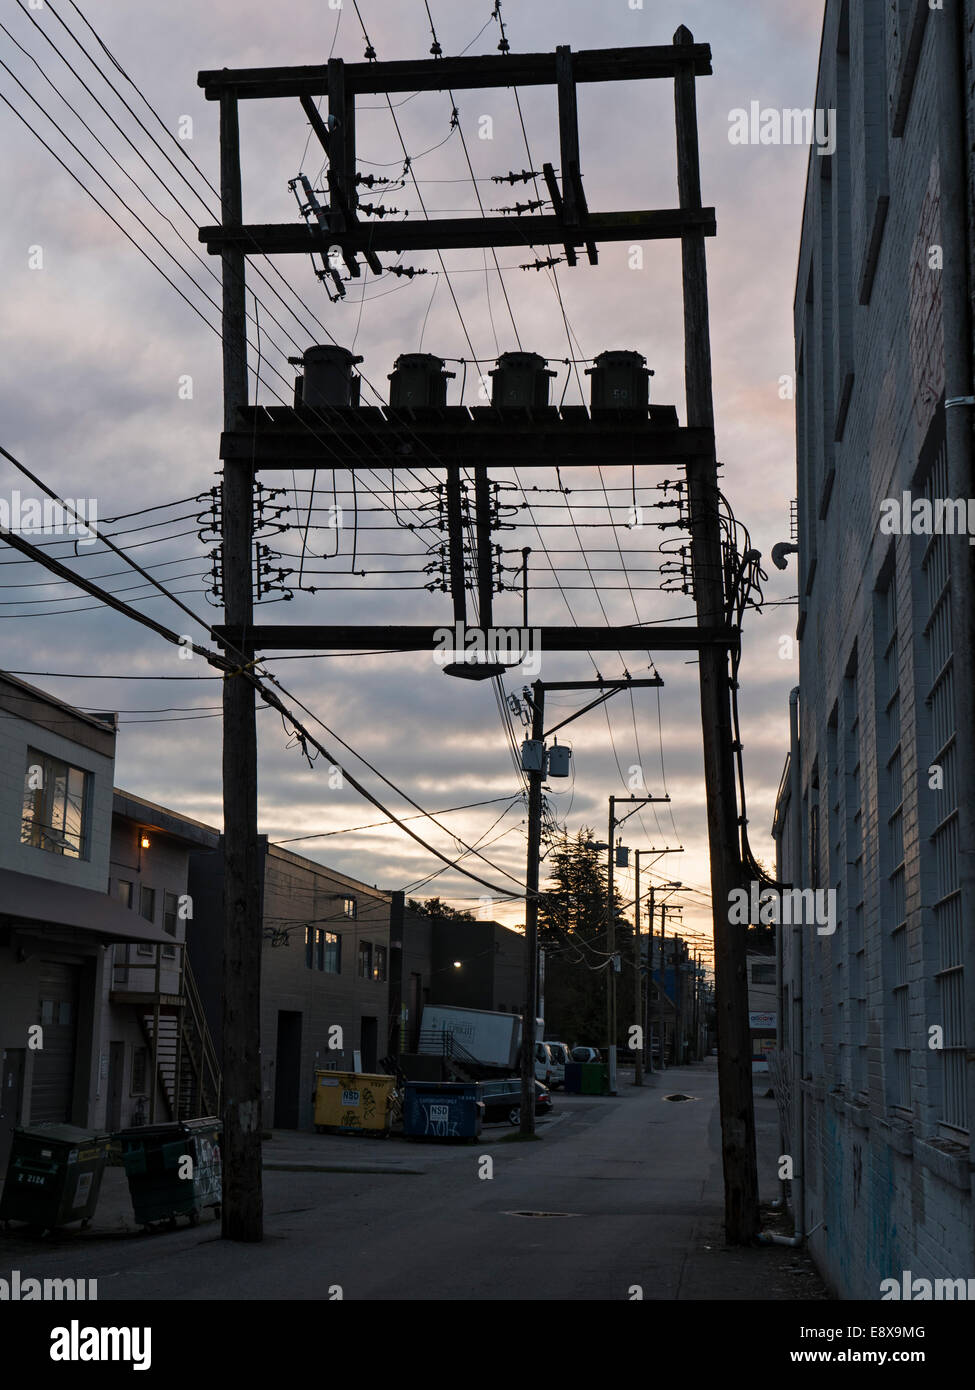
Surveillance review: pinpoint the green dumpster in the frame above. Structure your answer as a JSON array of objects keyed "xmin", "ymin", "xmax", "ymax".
[
  {"xmin": 117, "ymin": 1118, "xmax": 221, "ymax": 1230},
  {"xmin": 0, "ymin": 1125, "xmax": 111, "ymax": 1233},
  {"xmin": 581, "ymin": 1063, "xmax": 610, "ymax": 1095}
]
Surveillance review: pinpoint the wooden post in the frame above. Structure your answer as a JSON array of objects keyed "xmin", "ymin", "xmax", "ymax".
[
  {"xmin": 387, "ymin": 890, "xmax": 405, "ymax": 1059},
  {"xmin": 520, "ymin": 683, "xmax": 544, "ymax": 1135},
  {"xmin": 555, "ymin": 46, "xmax": 580, "ymax": 228},
  {"xmin": 474, "ymin": 466, "xmax": 494, "ymax": 630},
  {"xmin": 674, "ymin": 25, "xmax": 758, "ymax": 1241},
  {"xmin": 633, "ymin": 850, "xmax": 643, "ymax": 1085},
  {"xmin": 606, "ymin": 798, "xmax": 617, "ymax": 1093},
  {"xmin": 445, "ymin": 466, "xmax": 467, "ymax": 624},
  {"xmin": 645, "ymin": 885, "xmax": 655, "ymax": 1071},
  {"xmin": 219, "ymin": 90, "xmax": 263, "ymax": 1243},
  {"xmin": 658, "ymin": 903, "xmax": 667, "ymax": 1070}
]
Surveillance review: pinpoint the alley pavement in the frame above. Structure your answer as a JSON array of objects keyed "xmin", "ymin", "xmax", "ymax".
[{"xmin": 0, "ymin": 1058, "xmax": 829, "ymax": 1300}]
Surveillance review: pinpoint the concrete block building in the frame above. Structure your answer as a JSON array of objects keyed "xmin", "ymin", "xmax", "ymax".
[
  {"xmin": 0, "ymin": 675, "xmax": 185, "ymax": 1165},
  {"xmin": 772, "ymin": 0, "xmax": 975, "ymax": 1298}
]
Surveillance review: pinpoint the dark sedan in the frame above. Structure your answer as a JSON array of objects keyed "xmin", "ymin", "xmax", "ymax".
[{"xmin": 479, "ymin": 1078, "xmax": 552, "ymax": 1125}]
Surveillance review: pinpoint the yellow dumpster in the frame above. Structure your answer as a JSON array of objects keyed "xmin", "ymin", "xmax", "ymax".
[{"xmin": 313, "ymin": 1071, "xmax": 395, "ymax": 1135}]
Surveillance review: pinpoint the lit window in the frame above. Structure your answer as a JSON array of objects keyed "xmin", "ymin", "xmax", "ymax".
[
  {"xmin": 373, "ymin": 946, "xmax": 387, "ymax": 983},
  {"xmin": 343, "ymin": 897, "xmax": 357, "ymax": 919},
  {"xmin": 21, "ymin": 749, "xmax": 90, "ymax": 860},
  {"xmin": 323, "ymin": 932, "xmax": 341, "ymax": 975}
]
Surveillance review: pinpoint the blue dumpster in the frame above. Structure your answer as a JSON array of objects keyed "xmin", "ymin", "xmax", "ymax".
[
  {"xmin": 563, "ymin": 1062, "xmax": 583, "ymax": 1094},
  {"xmin": 403, "ymin": 1082, "xmax": 483, "ymax": 1140}
]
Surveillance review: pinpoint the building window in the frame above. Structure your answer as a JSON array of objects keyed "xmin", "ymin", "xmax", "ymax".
[
  {"xmin": 358, "ymin": 941, "xmax": 372, "ymax": 979},
  {"xmin": 136, "ymin": 885, "xmax": 157, "ymax": 956},
  {"xmin": 323, "ymin": 932, "xmax": 341, "ymax": 975},
  {"xmin": 305, "ymin": 926, "xmax": 313, "ymax": 970},
  {"xmin": 21, "ymin": 749, "xmax": 91, "ymax": 860},
  {"xmin": 342, "ymin": 897, "xmax": 357, "ymax": 919},
  {"xmin": 162, "ymin": 891, "xmax": 179, "ymax": 959},
  {"xmin": 373, "ymin": 946, "xmax": 387, "ymax": 983},
  {"xmin": 131, "ymin": 1046, "xmax": 148, "ymax": 1095},
  {"xmin": 116, "ymin": 879, "xmax": 133, "ymax": 908}
]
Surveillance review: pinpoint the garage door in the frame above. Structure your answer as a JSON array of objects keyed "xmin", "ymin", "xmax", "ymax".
[{"xmin": 32, "ymin": 960, "xmax": 81, "ymax": 1123}]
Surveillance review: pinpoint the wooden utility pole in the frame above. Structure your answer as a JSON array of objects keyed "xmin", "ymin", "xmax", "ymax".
[
  {"xmin": 645, "ymin": 882, "xmax": 655, "ymax": 1072},
  {"xmin": 658, "ymin": 903, "xmax": 667, "ymax": 1070},
  {"xmin": 633, "ymin": 852, "xmax": 643, "ymax": 1086},
  {"xmin": 520, "ymin": 682, "xmax": 544, "ymax": 1136},
  {"xmin": 606, "ymin": 798, "xmax": 617, "ymax": 1094},
  {"xmin": 521, "ymin": 679, "xmax": 663, "ymax": 1130},
  {"xmin": 673, "ymin": 25, "xmax": 758, "ymax": 1241},
  {"xmin": 219, "ymin": 90, "xmax": 263, "ymax": 1243}
]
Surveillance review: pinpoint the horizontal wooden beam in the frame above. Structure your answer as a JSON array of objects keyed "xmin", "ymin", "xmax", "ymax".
[
  {"xmin": 199, "ymin": 208, "xmax": 715, "ymax": 256},
  {"xmin": 198, "ymin": 44, "xmax": 712, "ymax": 100},
  {"xmin": 215, "ymin": 624, "xmax": 735, "ymax": 653},
  {"xmin": 219, "ymin": 407, "xmax": 715, "ymax": 469}
]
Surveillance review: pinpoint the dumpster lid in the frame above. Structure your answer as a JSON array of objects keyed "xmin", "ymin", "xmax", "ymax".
[
  {"xmin": 115, "ymin": 1118, "xmax": 220, "ymax": 1139},
  {"xmin": 15, "ymin": 1124, "xmax": 110, "ymax": 1145}
]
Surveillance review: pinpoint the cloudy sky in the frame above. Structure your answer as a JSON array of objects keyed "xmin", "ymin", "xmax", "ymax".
[{"xmin": 0, "ymin": 0, "xmax": 826, "ymax": 955}]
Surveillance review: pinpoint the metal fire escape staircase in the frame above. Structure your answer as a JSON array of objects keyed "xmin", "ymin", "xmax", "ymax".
[{"xmin": 111, "ymin": 944, "xmax": 221, "ymax": 1122}]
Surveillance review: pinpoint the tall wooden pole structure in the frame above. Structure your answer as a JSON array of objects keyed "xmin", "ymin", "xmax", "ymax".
[
  {"xmin": 674, "ymin": 26, "xmax": 758, "ymax": 1240},
  {"xmin": 200, "ymin": 31, "xmax": 758, "ymax": 1244},
  {"xmin": 219, "ymin": 91, "xmax": 263, "ymax": 1242}
]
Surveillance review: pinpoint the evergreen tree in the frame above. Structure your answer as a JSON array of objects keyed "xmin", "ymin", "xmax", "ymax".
[{"xmin": 538, "ymin": 830, "xmax": 632, "ymax": 1047}]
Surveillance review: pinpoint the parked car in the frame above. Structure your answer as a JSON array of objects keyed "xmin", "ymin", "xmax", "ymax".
[
  {"xmin": 543, "ymin": 1041, "xmax": 569, "ymax": 1089},
  {"xmin": 479, "ymin": 1078, "xmax": 552, "ymax": 1125},
  {"xmin": 570, "ymin": 1046, "xmax": 601, "ymax": 1064}
]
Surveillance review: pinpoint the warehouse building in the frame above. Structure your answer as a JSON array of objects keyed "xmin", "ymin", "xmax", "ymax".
[{"xmin": 772, "ymin": 0, "xmax": 975, "ymax": 1298}]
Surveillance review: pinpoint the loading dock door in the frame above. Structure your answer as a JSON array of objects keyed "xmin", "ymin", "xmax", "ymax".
[
  {"xmin": 32, "ymin": 961, "xmax": 81, "ymax": 1124},
  {"xmin": 0, "ymin": 1049, "xmax": 26, "ymax": 1171}
]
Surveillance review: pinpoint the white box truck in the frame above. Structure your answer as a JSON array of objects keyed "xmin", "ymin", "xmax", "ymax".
[{"xmin": 418, "ymin": 1004, "xmax": 521, "ymax": 1070}]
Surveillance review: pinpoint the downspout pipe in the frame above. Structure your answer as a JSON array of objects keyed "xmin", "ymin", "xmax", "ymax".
[{"xmin": 760, "ymin": 686, "xmax": 804, "ymax": 1245}]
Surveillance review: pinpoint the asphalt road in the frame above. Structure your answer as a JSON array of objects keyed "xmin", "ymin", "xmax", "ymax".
[{"xmin": 0, "ymin": 1059, "xmax": 827, "ymax": 1301}]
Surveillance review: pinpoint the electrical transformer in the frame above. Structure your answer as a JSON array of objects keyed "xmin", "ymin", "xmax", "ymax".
[
  {"xmin": 520, "ymin": 739, "xmax": 546, "ymax": 773},
  {"xmin": 300, "ymin": 345, "xmax": 363, "ymax": 408},
  {"xmin": 489, "ymin": 351, "xmax": 557, "ymax": 409},
  {"xmin": 546, "ymin": 744, "xmax": 571, "ymax": 778},
  {"xmin": 388, "ymin": 353, "xmax": 456, "ymax": 408},
  {"xmin": 585, "ymin": 349, "xmax": 653, "ymax": 410}
]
